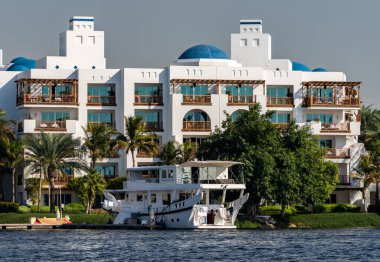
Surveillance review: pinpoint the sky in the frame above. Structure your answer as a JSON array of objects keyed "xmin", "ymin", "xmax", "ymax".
[{"xmin": 0, "ymin": 0, "xmax": 379, "ymax": 106}]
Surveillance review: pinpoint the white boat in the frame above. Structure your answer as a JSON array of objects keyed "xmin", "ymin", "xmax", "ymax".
[{"xmin": 102, "ymin": 161, "xmax": 249, "ymax": 229}]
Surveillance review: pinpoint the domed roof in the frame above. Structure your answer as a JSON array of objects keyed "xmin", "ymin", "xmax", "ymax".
[
  {"xmin": 292, "ymin": 62, "xmax": 311, "ymax": 72},
  {"xmin": 20, "ymin": 59, "xmax": 36, "ymax": 69},
  {"xmin": 7, "ymin": 64, "xmax": 29, "ymax": 72},
  {"xmin": 312, "ymin": 67, "xmax": 328, "ymax": 72},
  {"xmin": 10, "ymin": 57, "xmax": 29, "ymax": 64},
  {"xmin": 178, "ymin": 44, "xmax": 229, "ymax": 60}
]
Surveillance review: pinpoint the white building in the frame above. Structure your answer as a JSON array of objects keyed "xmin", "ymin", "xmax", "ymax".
[{"xmin": 0, "ymin": 17, "xmax": 367, "ymax": 207}]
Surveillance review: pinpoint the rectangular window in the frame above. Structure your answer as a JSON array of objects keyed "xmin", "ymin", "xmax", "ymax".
[
  {"xmin": 306, "ymin": 114, "xmax": 333, "ymax": 123},
  {"xmin": 88, "ymin": 36, "xmax": 95, "ymax": 44},
  {"xmin": 225, "ymin": 85, "xmax": 253, "ymax": 96},
  {"xmin": 135, "ymin": 111, "xmax": 160, "ymax": 122},
  {"xmin": 253, "ymin": 39, "xmax": 259, "ymax": 46},
  {"xmin": 240, "ymin": 39, "xmax": 247, "ymax": 46},
  {"xmin": 76, "ymin": 36, "xmax": 83, "ymax": 44},
  {"xmin": 95, "ymin": 165, "xmax": 116, "ymax": 177},
  {"xmin": 270, "ymin": 113, "xmax": 290, "ymax": 123},
  {"xmin": 135, "ymin": 84, "xmax": 161, "ymax": 96},
  {"xmin": 180, "ymin": 85, "xmax": 208, "ymax": 95},
  {"xmin": 137, "ymin": 194, "xmax": 143, "ymax": 201},
  {"xmin": 88, "ymin": 85, "xmax": 114, "ymax": 97},
  {"xmin": 267, "ymin": 87, "xmax": 290, "ymax": 97},
  {"xmin": 151, "ymin": 194, "xmax": 156, "ymax": 203},
  {"xmin": 320, "ymin": 139, "xmax": 333, "ymax": 148},
  {"xmin": 88, "ymin": 112, "xmax": 113, "ymax": 123},
  {"xmin": 41, "ymin": 112, "xmax": 70, "ymax": 121},
  {"xmin": 161, "ymin": 170, "xmax": 167, "ymax": 179}
]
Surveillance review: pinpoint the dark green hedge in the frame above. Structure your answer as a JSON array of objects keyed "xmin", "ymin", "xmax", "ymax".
[
  {"xmin": 0, "ymin": 202, "xmax": 19, "ymax": 213},
  {"xmin": 314, "ymin": 204, "xmax": 361, "ymax": 213}
]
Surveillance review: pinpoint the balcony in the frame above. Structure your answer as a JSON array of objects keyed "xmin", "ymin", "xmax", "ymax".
[
  {"xmin": 35, "ymin": 120, "xmax": 67, "ymax": 131},
  {"xmin": 143, "ymin": 121, "xmax": 163, "ymax": 132},
  {"xmin": 275, "ymin": 123, "xmax": 290, "ymax": 129},
  {"xmin": 15, "ymin": 78, "xmax": 78, "ymax": 106},
  {"xmin": 42, "ymin": 175, "xmax": 74, "ymax": 188},
  {"xmin": 266, "ymin": 97, "xmax": 293, "ymax": 107},
  {"xmin": 182, "ymin": 95, "xmax": 211, "ymax": 105},
  {"xmin": 325, "ymin": 148, "xmax": 350, "ymax": 159},
  {"xmin": 227, "ymin": 95, "xmax": 256, "ymax": 105},
  {"xmin": 87, "ymin": 96, "xmax": 116, "ymax": 106},
  {"xmin": 134, "ymin": 95, "xmax": 163, "ymax": 105},
  {"xmin": 137, "ymin": 150, "xmax": 161, "ymax": 158},
  {"xmin": 321, "ymin": 122, "xmax": 350, "ymax": 133},
  {"xmin": 87, "ymin": 122, "xmax": 116, "ymax": 129},
  {"xmin": 302, "ymin": 81, "xmax": 361, "ymax": 108},
  {"xmin": 182, "ymin": 121, "xmax": 211, "ymax": 131}
]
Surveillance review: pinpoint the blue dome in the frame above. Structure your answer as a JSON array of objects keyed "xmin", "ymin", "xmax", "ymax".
[
  {"xmin": 20, "ymin": 59, "xmax": 36, "ymax": 69},
  {"xmin": 292, "ymin": 62, "xmax": 311, "ymax": 72},
  {"xmin": 10, "ymin": 57, "xmax": 29, "ymax": 64},
  {"xmin": 312, "ymin": 67, "xmax": 328, "ymax": 72},
  {"xmin": 7, "ymin": 64, "xmax": 29, "ymax": 72},
  {"xmin": 178, "ymin": 44, "xmax": 229, "ymax": 60}
]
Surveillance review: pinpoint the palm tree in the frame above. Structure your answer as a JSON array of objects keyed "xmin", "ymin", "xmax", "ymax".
[
  {"xmin": 116, "ymin": 116, "xmax": 159, "ymax": 167},
  {"xmin": 161, "ymin": 140, "xmax": 197, "ymax": 165},
  {"xmin": 0, "ymin": 137, "xmax": 24, "ymax": 202},
  {"xmin": 83, "ymin": 168, "xmax": 106, "ymax": 214},
  {"xmin": 360, "ymin": 105, "xmax": 380, "ymax": 145},
  {"xmin": 23, "ymin": 132, "xmax": 87, "ymax": 212},
  {"xmin": 82, "ymin": 124, "xmax": 116, "ymax": 168},
  {"xmin": 162, "ymin": 140, "xmax": 182, "ymax": 165},
  {"xmin": 356, "ymin": 152, "xmax": 380, "ymax": 208},
  {"xmin": 180, "ymin": 141, "xmax": 197, "ymax": 163},
  {"xmin": 0, "ymin": 109, "xmax": 15, "ymax": 138}
]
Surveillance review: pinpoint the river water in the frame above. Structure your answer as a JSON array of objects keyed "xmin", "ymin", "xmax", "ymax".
[{"xmin": 0, "ymin": 229, "xmax": 379, "ymax": 261}]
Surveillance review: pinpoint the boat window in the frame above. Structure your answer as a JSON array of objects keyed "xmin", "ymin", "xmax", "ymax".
[
  {"xmin": 168, "ymin": 170, "xmax": 174, "ymax": 178},
  {"xmin": 151, "ymin": 194, "xmax": 156, "ymax": 203},
  {"xmin": 137, "ymin": 194, "xmax": 143, "ymax": 201},
  {"xmin": 163, "ymin": 193, "xmax": 171, "ymax": 205},
  {"xmin": 161, "ymin": 170, "xmax": 167, "ymax": 179},
  {"xmin": 125, "ymin": 194, "xmax": 129, "ymax": 201}
]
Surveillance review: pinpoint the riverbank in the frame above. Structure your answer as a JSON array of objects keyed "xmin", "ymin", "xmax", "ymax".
[
  {"xmin": 0, "ymin": 212, "xmax": 112, "ymax": 224},
  {"xmin": 1, "ymin": 212, "xmax": 380, "ymax": 229}
]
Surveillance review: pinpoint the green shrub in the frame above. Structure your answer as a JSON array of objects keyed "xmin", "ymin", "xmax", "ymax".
[
  {"xmin": 314, "ymin": 204, "xmax": 360, "ymax": 213},
  {"xmin": 235, "ymin": 219, "xmax": 259, "ymax": 229},
  {"xmin": 18, "ymin": 206, "xmax": 31, "ymax": 213},
  {"xmin": 294, "ymin": 205, "xmax": 308, "ymax": 214},
  {"xmin": 30, "ymin": 205, "xmax": 51, "ymax": 213},
  {"xmin": 63, "ymin": 203, "xmax": 85, "ymax": 214},
  {"xmin": 0, "ymin": 202, "xmax": 19, "ymax": 213},
  {"xmin": 259, "ymin": 205, "xmax": 297, "ymax": 215}
]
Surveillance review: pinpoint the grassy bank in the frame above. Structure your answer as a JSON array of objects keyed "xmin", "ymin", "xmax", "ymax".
[
  {"xmin": 288, "ymin": 213, "xmax": 380, "ymax": 229},
  {"xmin": 0, "ymin": 213, "xmax": 112, "ymax": 224}
]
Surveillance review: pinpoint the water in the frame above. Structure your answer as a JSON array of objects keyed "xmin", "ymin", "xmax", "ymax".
[{"xmin": 0, "ymin": 229, "xmax": 379, "ymax": 261}]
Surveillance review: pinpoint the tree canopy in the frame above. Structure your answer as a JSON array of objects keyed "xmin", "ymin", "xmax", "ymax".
[{"xmin": 198, "ymin": 104, "xmax": 339, "ymax": 216}]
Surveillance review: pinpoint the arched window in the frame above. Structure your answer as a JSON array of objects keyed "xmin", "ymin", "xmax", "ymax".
[
  {"xmin": 183, "ymin": 110, "xmax": 211, "ymax": 131},
  {"xmin": 230, "ymin": 110, "xmax": 246, "ymax": 122}
]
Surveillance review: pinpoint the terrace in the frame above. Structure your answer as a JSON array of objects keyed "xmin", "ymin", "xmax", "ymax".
[
  {"xmin": 16, "ymin": 78, "xmax": 78, "ymax": 106},
  {"xmin": 302, "ymin": 81, "xmax": 361, "ymax": 108}
]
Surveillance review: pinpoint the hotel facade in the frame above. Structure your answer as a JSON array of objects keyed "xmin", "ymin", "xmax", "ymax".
[{"xmin": 0, "ymin": 17, "xmax": 369, "ymax": 208}]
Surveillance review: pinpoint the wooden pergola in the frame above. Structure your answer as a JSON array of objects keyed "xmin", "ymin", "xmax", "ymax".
[
  {"xmin": 170, "ymin": 79, "xmax": 266, "ymax": 94},
  {"xmin": 15, "ymin": 78, "xmax": 79, "ymax": 105},
  {"xmin": 301, "ymin": 81, "xmax": 362, "ymax": 107}
]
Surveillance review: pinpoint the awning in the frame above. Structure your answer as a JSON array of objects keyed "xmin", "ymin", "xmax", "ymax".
[{"xmin": 179, "ymin": 161, "xmax": 243, "ymax": 168}]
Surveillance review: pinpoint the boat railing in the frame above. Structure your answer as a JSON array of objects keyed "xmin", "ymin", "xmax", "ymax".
[{"xmin": 177, "ymin": 167, "xmax": 244, "ymax": 184}]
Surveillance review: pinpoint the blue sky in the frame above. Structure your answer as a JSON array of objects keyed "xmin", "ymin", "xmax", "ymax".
[{"xmin": 1, "ymin": 0, "xmax": 379, "ymax": 106}]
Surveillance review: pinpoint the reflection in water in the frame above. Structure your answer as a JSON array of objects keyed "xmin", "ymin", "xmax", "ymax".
[{"xmin": 0, "ymin": 229, "xmax": 379, "ymax": 261}]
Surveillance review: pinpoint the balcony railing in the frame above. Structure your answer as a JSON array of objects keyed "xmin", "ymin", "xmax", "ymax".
[
  {"xmin": 321, "ymin": 122, "xmax": 350, "ymax": 132},
  {"xmin": 228, "ymin": 95, "xmax": 256, "ymax": 105},
  {"xmin": 338, "ymin": 175, "xmax": 350, "ymax": 185},
  {"xmin": 87, "ymin": 122, "xmax": 116, "ymax": 129},
  {"xmin": 134, "ymin": 95, "xmax": 163, "ymax": 105},
  {"xmin": 267, "ymin": 97, "xmax": 293, "ymax": 107},
  {"xmin": 325, "ymin": 148, "xmax": 350, "ymax": 158},
  {"xmin": 274, "ymin": 123, "xmax": 290, "ymax": 129},
  {"xmin": 182, "ymin": 121, "xmax": 211, "ymax": 131},
  {"xmin": 303, "ymin": 97, "xmax": 360, "ymax": 107},
  {"xmin": 35, "ymin": 120, "xmax": 67, "ymax": 131},
  {"xmin": 41, "ymin": 175, "xmax": 74, "ymax": 187},
  {"xmin": 87, "ymin": 96, "xmax": 116, "ymax": 106},
  {"xmin": 143, "ymin": 121, "xmax": 163, "ymax": 131},
  {"xmin": 182, "ymin": 95, "xmax": 211, "ymax": 105},
  {"xmin": 17, "ymin": 94, "xmax": 76, "ymax": 105}
]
